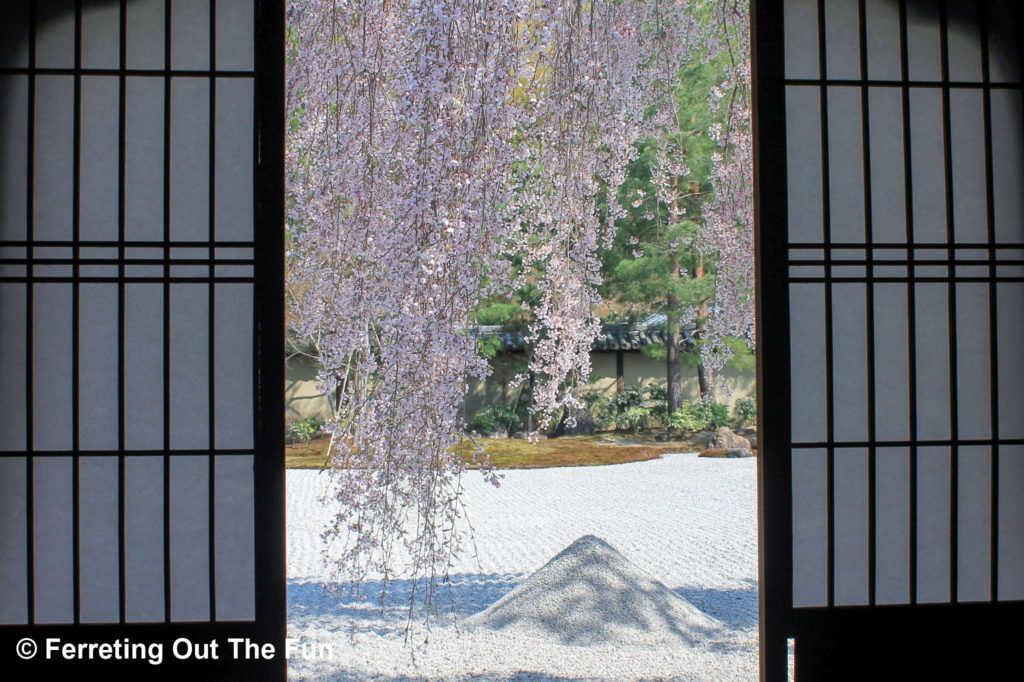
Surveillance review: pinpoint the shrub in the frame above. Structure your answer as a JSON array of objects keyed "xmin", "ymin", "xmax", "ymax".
[
  {"xmin": 643, "ymin": 384, "xmax": 669, "ymax": 420},
  {"xmin": 582, "ymin": 393, "xmax": 615, "ymax": 430},
  {"xmin": 733, "ymin": 395, "xmax": 757, "ymax": 427},
  {"xmin": 666, "ymin": 402, "xmax": 709, "ymax": 436},
  {"xmin": 608, "ymin": 385, "xmax": 646, "ymax": 412},
  {"xmin": 598, "ymin": 384, "xmax": 668, "ymax": 432},
  {"xmin": 469, "ymin": 404, "xmax": 522, "ymax": 436},
  {"xmin": 666, "ymin": 401, "xmax": 731, "ymax": 437},
  {"xmin": 287, "ymin": 417, "xmax": 325, "ymax": 444},
  {"xmin": 594, "ymin": 402, "xmax": 617, "ymax": 431},
  {"xmin": 622, "ymin": 406, "xmax": 652, "ymax": 434},
  {"xmin": 707, "ymin": 402, "xmax": 731, "ymax": 430},
  {"xmin": 581, "ymin": 391, "xmax": 609, "ymax": 412}
]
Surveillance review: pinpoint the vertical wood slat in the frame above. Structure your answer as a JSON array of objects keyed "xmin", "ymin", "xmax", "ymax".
[
  {"xmin": 816, "ymin": 0, "xmax": 837, "ymax": 610},
  {"xmin": 937, "ymin": 0, "xmax": 961, "ymax": 608},
  {"xmin": 161, "ymin": 0, "xmax": 173, "ymax": 624},
  {"xmin": 978, "ymin": 1, "xmax": 1001, "ymax": 603},
  {"xmin": 208, "ymin": 0, "xmax": 219, "ymax": 625},
  {"xmin": 71, "ymin": 0, "xmax": 82, "ymax": 627},
  {"xmin": 253, "ymin": 0, "xmax": 287, "ymax": 669},
  {"xmin": 858, "ymin": 0, "xmax": 879, "ymax": 608},
  {"xmin": 897, "ymin": 0, "xmax": 920, "ymax": 607},
  {"xmin": 753, "ymin": 0, "xmax": 792, "ymax": 678},
  {"xmin": 117, "ymin": 0, "xmax": 128, "ymax": 625},
  {"xmin": 24, "ymin": 0, "xmax": 37, "ymax": 627}
]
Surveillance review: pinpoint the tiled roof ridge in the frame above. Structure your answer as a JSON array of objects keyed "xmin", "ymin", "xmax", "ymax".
[{"xmin": 470, "ymin": 322, "xmax": 694, "ymax": 352}]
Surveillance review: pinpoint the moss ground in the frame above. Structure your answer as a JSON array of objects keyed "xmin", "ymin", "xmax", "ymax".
[{"xmin": 285, "ymin": 431, "xmax": 710, "ymax": 470}]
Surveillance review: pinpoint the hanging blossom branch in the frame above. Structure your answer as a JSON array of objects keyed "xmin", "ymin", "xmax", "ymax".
[
  {"xmin": 511, "ymin": 0, "xmax": 650, "ymax": 433},
  {"xmin": 644, "ymin": 0, "xmax": 754, "ymax": 397},
  {"xmin": 286, "ymin": 0, "xmax": 732, "ymax": 613},
  {"xmin": 695, "ymin": 0, "xmax": 754, "ymax": 389}
]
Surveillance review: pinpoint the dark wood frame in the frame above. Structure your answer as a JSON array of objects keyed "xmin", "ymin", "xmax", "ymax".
[
  {"xmin": 0, "ymin": 2, "xmax": 286, "ymax": 679},
  {"xmin": 754, "ymin": 1, "xmax": 1024, "ymax": 678}
]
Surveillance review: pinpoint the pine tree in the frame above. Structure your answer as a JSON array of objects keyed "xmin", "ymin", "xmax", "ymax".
[{"xmin": 601, "ymin": 37, "xmax": 746, "ymax": 412}]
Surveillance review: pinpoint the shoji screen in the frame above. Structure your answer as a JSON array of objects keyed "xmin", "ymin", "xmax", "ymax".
[
  {"xmin": 0, "ymin": 1, "xmax": 283, "ymax": 679},
  {"xmin": 756, "ymin": 0, "xmax": 1024, "ymax": 679}
]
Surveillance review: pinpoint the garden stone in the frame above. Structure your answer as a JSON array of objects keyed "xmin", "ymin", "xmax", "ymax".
[
  {"xmin": 707, "ymin": 426, "xmax": 750, "ymax": 451},
  {"xmin": 736, "ymin": 428, "xmax": 757, "ymax": 447},
  {"xmin": 555, "ymin": 406, "xmax": 596, "ymax": 436},
  {"xmin": 512, "ymin": 431, "xmax": 546, "ymax": 440},
  {"xmin": 726, "ymin": 448, "xmax": 754, "ymax": 458}
]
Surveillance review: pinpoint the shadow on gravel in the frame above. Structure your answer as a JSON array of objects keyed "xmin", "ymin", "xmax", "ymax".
[
  {"xmin": 671, "ymin": 579, "xmax": 759, "ymax": 630},
  {"xmin": 290, "ymin": 672, "xmax": 587, "ymax": 682},
  {"xmin": 288, "ymin": 573, "xmax": 758, "ymax": 680},
  {"xmin": 289, "ymin": 574, "xmax": 758, "ymax": 636},
  {"xmin": 288, "ymin": 574, "xmax": 523, "ymax": 634}
]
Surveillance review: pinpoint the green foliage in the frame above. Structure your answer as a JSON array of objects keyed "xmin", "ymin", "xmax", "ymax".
[
  {"xmin": 599, "ymin": 49, "xmax": 732, "ymax": 313},
  {"xmin": 597, "ymin": 23, "xmax": 740, "ymax": 393},
  {"xmin": 591, "ymin": 395, "xmax": 617, "ymax": 431},
  {"xmin": 640, "ymin": 334, "xmax": 754, "ymax": 370},
  {"xmin": 598, "ymin": 384, "xmax": 669, "ymax": 432},
  {"xmin": 471, "ymin": 299, "xmax": 529, "ymax": 358},
  {"xmin": 733, "ymin": 395, "xmax": 757, "ymax": 427},
  {"xmin": 644, "ymin": 384, "xmax": 669, "ymax": 419},
  {"xmin": 582, "ymin": 391, "xmax": 611, "ymax": 421},
  {"xmin": 603, "ymin": 157, "xmax": 717, "ymax": 314},
  {"xmin": 287, "ymin": 417, "xmax": 325, "ymax": 444},
  {"xmin": 707, "ymin": 402, "xmax": 730, "ymax": 429},
  {"xmin": 469, "ymin": 404, "xmax": 523, "ymax": 436},
  {"xmin": 609, "ymin": 384, "xmax": 646, "ymax": 411},
  {"xmin": 475, "ymin": 301, "xmax": 524, "ymax": 326},
  {"xmin": 622, "ymin": 406, "xmax": 652, "ymax": 434},
  {"xmin": 640, "ymin": 342, "xmax": 667, "ymax": 362},
  {"xmin": 701, "ymin": 335, "xmax": 757, "ymax": 370},
  {"xmin": 666, "ymin": 402, "xmax": 707, "ymax": 436},
  {"xmin": 645, "ymin": 383, "xmax": 668, "ymax": 400},
  {"xmin": 475, "ymin": 334, "xmax": 504, "ymax": 359},
  {"xmin": 470, "ymin": 271, "xmax": 539, "ymax": 362},
  {"xmin": 666, "ymin": 401, "xmax": 731, "ymax": 437}
]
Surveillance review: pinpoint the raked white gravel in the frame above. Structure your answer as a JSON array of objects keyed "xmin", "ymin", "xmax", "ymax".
[{"xmin": 287, "ymin": 452, "xmax": 759, "ymax": 681}]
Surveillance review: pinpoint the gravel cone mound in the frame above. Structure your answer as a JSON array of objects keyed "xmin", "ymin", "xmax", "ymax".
[{"xmin": 467, "ymin": 534, "xmax": 726, "ymax": 646}]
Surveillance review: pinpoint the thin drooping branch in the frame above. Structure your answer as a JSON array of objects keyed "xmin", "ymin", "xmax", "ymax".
[{"xmin": 286, "ymin": 0, "xmax": 752, "ymax": 618}]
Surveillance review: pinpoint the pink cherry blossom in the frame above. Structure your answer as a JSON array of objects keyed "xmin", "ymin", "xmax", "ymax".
[{"xmin": 285, "ymin": 0, "xmax": 753, "ymax": 614}]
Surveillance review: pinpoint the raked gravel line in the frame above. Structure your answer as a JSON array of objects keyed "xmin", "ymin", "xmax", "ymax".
[{"xmin": 287, "ymin": 452, "xmax": 760, "ymax": 681}]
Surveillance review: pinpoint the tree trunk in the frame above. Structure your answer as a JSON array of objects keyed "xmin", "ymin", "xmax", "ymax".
[
  {"xmin": 525, "ymin": 371, "xmax": 535, "ymax": 432},
  {"xmin": 694, "ymin": 253, "xmax": 713, "ymax": 401},
  {"xmin": 666, "ymin": 294, "xmax": 682, "ymax": 415},
  {"xmin": 697, "ymin": 361, "xmax": 713, "ymax": 400}
]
